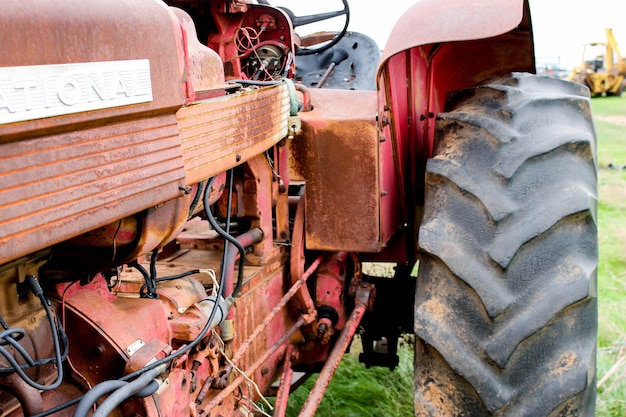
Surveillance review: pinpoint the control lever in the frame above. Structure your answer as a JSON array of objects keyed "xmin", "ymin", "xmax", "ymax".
[{"xmin": 317, "ymin": 48, "xmax": 349, "ymax": 88}]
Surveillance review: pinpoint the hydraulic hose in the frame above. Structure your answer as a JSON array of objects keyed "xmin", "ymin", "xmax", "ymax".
[
  {"xmin": 73, "ymin": 380, "xmax": 159, "ymax": 417},
  {"xmin": 73, "ymin": 381, "xmax": 125, "ymax": 417},
  {"xmin": 92, "ymin": 364, "xmax": 167, "ymax": 417}
]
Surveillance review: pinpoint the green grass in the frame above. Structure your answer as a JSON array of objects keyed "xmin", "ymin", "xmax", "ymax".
[
  {"xmin": 270, "ymin": 95, "xmax": 626, "ymax": 416},
  {"xmin": 592, "ymin": 96, "xmax": 626, "ymax": 417},
  {"xmin": 268, "ymin": 345, "xmax": 414, "ymax": 417}
]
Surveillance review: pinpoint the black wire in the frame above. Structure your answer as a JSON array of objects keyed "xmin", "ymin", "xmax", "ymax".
[
  {"xmin": 203, "ymin": 176, "xmax": 247, "ymax": 298},
  {"xmin": 147, "ymin": 248, "xmax": 159, "ymax": 298},
  {"xmin": 0, "ymin": 276, "xmax": 64, "ymax": 391},
  {"xmin": 129, "ymin": 256, "xmax": 158, "ymax": 299},
  {"xmin": 1, "ymin": 297, "xmax": 68, "ymax": 371},
  {"xmin": 0, "ymin": 329, "xmax": 34, "ymax": 366},
  {"xmin": 0, "ymin": 324, "xmax": 69, "ymax": 374},
  {"xmin": 139, "ymin": 270, "xmax": 201, "ymax": 296},
  {"xmin": 129, "ymin": 260, "xmax": 149, "ymax": 281},
  {"xmin": 188, "ymin": 180, "xmax": 205, "ymax": 220},
  {"xmin": 0, "ymin": 314, "xmax": 11, "ymax": 330},
  {"xmin": 221, "ymin": 170, "xmax": 234, "ymax": 292}
]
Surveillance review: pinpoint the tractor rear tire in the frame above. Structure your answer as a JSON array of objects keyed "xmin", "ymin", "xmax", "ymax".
[{"xmin": 414, "ymin": 73, "xmax": 598, "ymax": 417}]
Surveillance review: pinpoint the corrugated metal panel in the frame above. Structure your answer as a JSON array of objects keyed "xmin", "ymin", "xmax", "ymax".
[
  {"xmin": 0, "ymin": 115, "xmax": 186, "ymax": 264},
  {"xmin": 178, "ymin": 84, "xmax": 290, "ymax": 184},
  {"xmin": 0, "ymin": 0, "xmax": 186, "ymax": 144}
]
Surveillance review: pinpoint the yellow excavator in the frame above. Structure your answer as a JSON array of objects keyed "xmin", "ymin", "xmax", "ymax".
[{"xmin": 568, "ymin": 28, "xmax": 626, "ymax": 96}]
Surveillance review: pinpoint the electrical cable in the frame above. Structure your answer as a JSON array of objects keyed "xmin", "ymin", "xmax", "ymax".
[
  {"xmin": 222, "ymin": 170, "xmax": 234, "ymax": 288},
  {"xmin": 188, "ymin": 180, "xmax": 205, "ymax": 219},
  {"xmin": 138, "ymin": 270, "xmax": 202, "ymax": 296},
  {"xmin": 0, "ymin": 324, "xmax": 69, "ymax": 374},
  {"xmin": 147, "ymin": 248, "xmax": 159, "ymax": 298},
  {"xmin": 92, "ymin": 364, "xmax": 167, "ymax": 417},
  {"xmin": 129, "ymin": 253, "xmax": 158, "ymax": 299},
  {"xmin": 0, "ymin": 329, "xmax": 34, "ymax": 366},
  {"xmin": 0, "ymin": 275, "xmax": 64, "ymax": 391},
  {"xmin": 73, "ymin": 380, "xmax": 126, "ymax": 417},
  {"xmin": 73, "ymin": 379, "xmax": 160, "ymax": 417},
  {"xmin": 203, "ymin": 176, "xmax": 247, "ymax": 298}
]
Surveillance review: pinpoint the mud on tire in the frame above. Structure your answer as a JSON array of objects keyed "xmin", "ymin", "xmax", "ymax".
[{"xmin": 415, "ymin": 73, "xmax": 598, "ymax": 417}]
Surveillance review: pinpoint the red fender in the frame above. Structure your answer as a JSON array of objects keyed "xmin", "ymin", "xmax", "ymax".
[
  {"xmin": 379, "ymin": 0, "xmax": 528, "ymax": 68},
  {"xmin": 374, "ymin": 0, "xmax": 534, "ymax": 262}
]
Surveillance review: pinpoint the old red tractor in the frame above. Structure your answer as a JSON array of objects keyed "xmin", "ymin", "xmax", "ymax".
[{"xmin": 0, "ymin": 0, "xmax": 597, "ymax": 416}]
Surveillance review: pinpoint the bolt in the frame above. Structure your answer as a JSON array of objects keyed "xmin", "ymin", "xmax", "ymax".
[
  {"xmin": 236, "ymin": 154, "xmax": 242, "ymax": 162},
  {"xmin": 93, "ymin": 345, "xmax": 105, "ymax": 356},
  {"xmin": 317, "ymin": 322, "xmax": 328, "ymax": 338}
]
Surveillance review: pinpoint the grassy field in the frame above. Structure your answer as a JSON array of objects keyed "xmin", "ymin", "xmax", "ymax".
[
  {"xmin": 592, "ymin": 95, "xmax": 626, "ymax": 417},
  {"xmin": 265, "ymin": 95, "xmax": 626, "ymax": 416}
]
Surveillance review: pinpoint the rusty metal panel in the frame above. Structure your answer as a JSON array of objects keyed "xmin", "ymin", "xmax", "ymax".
[
  {"xmin": 178, "ymin": 84, "xmax": 290, "ymax": 184},
  {"xmin": 290, "ymin": 89, "xmax": 381, "ymax": 253},
  {"xmin": 379, "ymin": 0, "xmax": 525, "ymax": 73},
  {"xmin": 0, "ymin": 0, "xmax": 186, "ymax": 143},
  {"xmin": 0, "ymin": 115, "xmax": 186, "ymax": 265}
]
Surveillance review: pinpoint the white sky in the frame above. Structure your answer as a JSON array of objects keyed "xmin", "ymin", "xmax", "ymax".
[{"xmin": 278, "ymin": 0, "xmax": 626, "ymax": 70}]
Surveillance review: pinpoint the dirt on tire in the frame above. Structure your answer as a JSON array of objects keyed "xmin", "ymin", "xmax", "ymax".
[{"xmin": 414, "ymin": 73, "xmax": 598, "ymax": 417}]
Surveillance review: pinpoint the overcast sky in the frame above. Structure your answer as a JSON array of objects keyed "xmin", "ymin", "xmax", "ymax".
[{"xmin": 279, "ymin": 0, "xmax": 626, "ymax": 70}]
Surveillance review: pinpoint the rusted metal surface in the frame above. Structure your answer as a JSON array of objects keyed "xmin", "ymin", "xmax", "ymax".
[
  {"xmin": 379, "ymin": 0, "xmax": 526, "ymax": 70},
  {"xmin": 298, "ymin": 285, "xmax": 374, "ymax": 417},
  {"xmin": 230, "ymin": 256, "xmax": 322, "ymax": 366},
  {"xmin": 289, "ymin": 88, "xmax": 380, "ymax": 252},
  {"xmin": 178, "ymin": 84, "xmax": 290, "ymax": 185},
  {"xmin": 0, "ymin": 115, "xmax": 187, "ymax": 265},
  {"xmin": 1, "ymin": 373, "xmax": 44, "ymax": 415},
  {"xmin": 60, "ymin": 278, "xmax": 172, "ymax": 382},
  {"xmin": 171, "ymin": 8, "xmax": 228, "ymax": 101},
  {"xmin": 0, "ymin": 0, "xmax": 186, "ymax": 143},
  {"xmin": 272, "ymin": 345, "xmax": 296, "ymax": 417},
  {"xmin": 242, "ymin": 156, "xmax": 281, "ymax": 265},
  {"xmin": 290, "ymin": 197, "xmax": 316, "ymax": 314}
]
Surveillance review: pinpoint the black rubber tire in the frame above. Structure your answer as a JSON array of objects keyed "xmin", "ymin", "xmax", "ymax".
[{"xmin": 414, "ymin": 73, "xmax": 598, "ymax": 417}]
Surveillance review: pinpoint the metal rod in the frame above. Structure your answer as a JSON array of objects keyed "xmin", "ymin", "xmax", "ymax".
[
  {"xmin": 272, "ymin": 345, "xmax": 296, "ymax": 417},
  {"xmin": 297, "ymin": 285, "xmax": 374, "ymax": 417}
]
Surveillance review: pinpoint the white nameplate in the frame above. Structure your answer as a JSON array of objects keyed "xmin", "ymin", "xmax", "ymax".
[{"xmin": 0, "ymin": 59, "xmax": 153, "ymax": 125}]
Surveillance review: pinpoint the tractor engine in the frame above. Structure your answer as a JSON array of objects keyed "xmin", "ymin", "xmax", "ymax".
[{"xmin": 0, "ymin": 261, "xmax": 229, "ymax": 417}]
